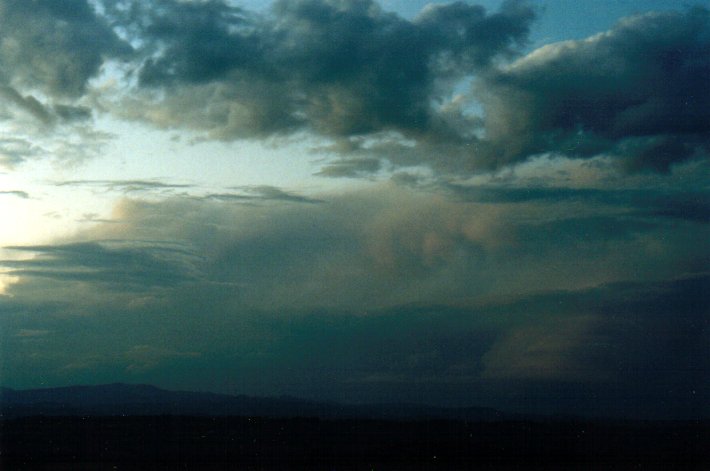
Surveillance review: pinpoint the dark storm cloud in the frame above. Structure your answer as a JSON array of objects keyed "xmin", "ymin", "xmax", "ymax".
[
  {"xmin": 263, "ymin": 275, "xmax": 708, "ymax": 417},
  {"xmin": 474, "ymin": 6, "xmax": 710, "ymax": 172},
  {"xmin": 0, "ymin": 0, "xmax": 128, "ymax": 98},
  {"xmin": 0, "ymin": 0, "xmax": 128, "ymax": 166},
  {"xmin": 1, "ymin": 267, "xmax": 706, "ymax": 417},
  {"xmin": 93, "ymin": 1, "xmax": 710, "ymax": 176},
  {"xmin": 0, "ymin": 184, "xmax": 707, "ymax": 416},
  {"xmin": 101, "ymin": 0, "xmax": 534, "ymax": 140},
  {"xmin": 113, "ymin": 0, "xmax": 258, "ymax": 86},
  {"xmin": 481, "ymin": 275, "xmax": 709, "ymax": 418},
  {"xmin": 445, "ymin": 184, "xmax": 609, "ymax": 203},
  {"xmin": 444, "ymin": 183, "xmax": 710, "ymax": 223},
  {"xmin": 0, "ymin": 0, "xmax": 705, "ymax": 177},
  {"xmin": 647, "ymin": 193, "xmax": 710, "ymax": 223}
]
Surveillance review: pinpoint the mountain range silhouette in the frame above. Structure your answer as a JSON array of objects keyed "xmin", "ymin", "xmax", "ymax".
[{"xmin": 1, "ymin": 383, "xmax": 505, "ymax": 420}]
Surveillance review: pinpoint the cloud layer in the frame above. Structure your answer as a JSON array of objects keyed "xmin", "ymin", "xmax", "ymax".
[
  {"xmin": 100, "ymin": 0, "xmax": 533, "ymax": 142},
  {"xmin": 475, "ymin": 7, "xmax": 710, "ymax": 172},
  {"xmin": 0, "ymin": 0, "xmax": 707, "ymax": 175},
  {"xmin": 1, "ymin": 183, "xmax": 707, "ymax": 417},
  {"xmin": 0, "ymin": 0, "xmax": 707, "ymax": 420}
]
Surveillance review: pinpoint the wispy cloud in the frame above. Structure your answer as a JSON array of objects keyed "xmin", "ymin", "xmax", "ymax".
[
  {"xmin": 0, "ymin": 190, "xmax": 29, "ymax": 199},
  {"xmin": 53, "ymin": 179, "xmax": 193, "ymax": 193},
  {"xmin": 207, "ymin": 186, "xmax": 324, "ymax": 204},
  {"xmin": 0, "ymin": 138, "xmax": 41, "ymax": 168},
  {"xmin": 15, "ymin": 329, "xmax": 51, "ymax": 338},
  {"xmin": 124, "ymin": 345, "xmax": 201, "ymax": 373},
  {"xmin": 315, "ymin": 158, "xmax": 383, "ymax": 178},
  {"xmin": 2, "ymin": 241, "xmax": 204, "ymax": 289}
]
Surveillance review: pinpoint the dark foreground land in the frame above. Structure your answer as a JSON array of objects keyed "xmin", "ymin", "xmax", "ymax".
[{"xmin": 1, "ymin": 416, "xmax": 708, "ymax": 470}]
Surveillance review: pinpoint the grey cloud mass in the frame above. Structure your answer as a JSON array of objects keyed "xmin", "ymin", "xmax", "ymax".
[
  {"xmin": 0, "ymin": 184, "xmax": 707, "ymax": 417},
  {"xmin": 475, "ymin": 7, "xmax": 710, "ymax": 172},
  {"xmin": 0, "ymin": 0, "xmax": 125, "ymax": 166},
  {"xmin": 0, "ymin": 1, "xmax": 707, "ymax": 421},
  {"xmin": 6, "ymin": 183, "xmax": 706, "ymax": 309},
  {"xmin": 0, "ymin": 0, "xmax": 128, "ymax": 98},
  {"xmin": 443, "ymin": 183, "xmax": 710, "ymax": 223},
  {"xmin": 96, "ymin": 1, "xmax": 710, "ymax": 175},
  {"xmin": 0, "ymin": 0, "xmax": 705, "ymax": 175},
  {"xmin": 100, "ymin": 0, "xmax": 534, "ymax": 142}
]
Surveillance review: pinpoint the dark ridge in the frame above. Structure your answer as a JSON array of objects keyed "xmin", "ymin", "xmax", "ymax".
[
  {"xmin": 0, "ymin": 383, "xmax": 505, "ymax": 421},
  {"xmin": 1, "ymin": 384, "xmax": 707, "ymax": 468}
]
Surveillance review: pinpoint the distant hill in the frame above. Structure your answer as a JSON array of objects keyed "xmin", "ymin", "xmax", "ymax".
[{"xmin": 0, "ymin": 383, "xmax": 505, "ymax": 421}]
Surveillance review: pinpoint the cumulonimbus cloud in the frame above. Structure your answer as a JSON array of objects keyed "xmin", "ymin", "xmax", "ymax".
[{"xmin": 0, "ymin": 186, "xmax": 707, "ymax": 415}]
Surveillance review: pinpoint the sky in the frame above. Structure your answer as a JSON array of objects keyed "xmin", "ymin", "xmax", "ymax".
[{"xmin": 0, "ymin": 0, "xmax": 708, "ymax": 419}]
